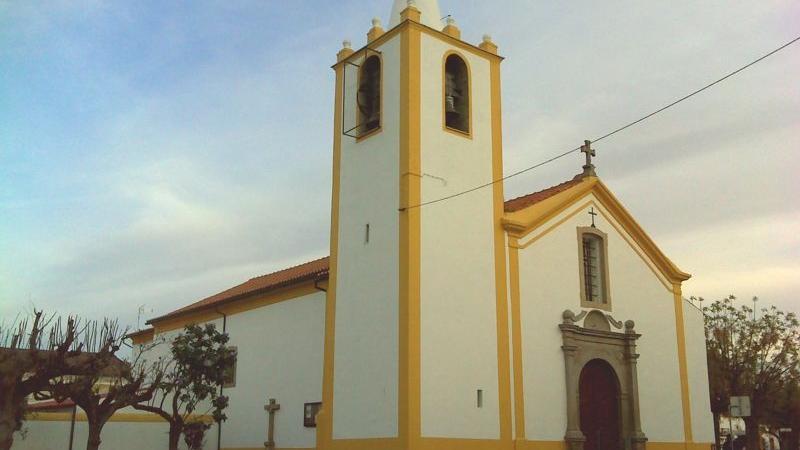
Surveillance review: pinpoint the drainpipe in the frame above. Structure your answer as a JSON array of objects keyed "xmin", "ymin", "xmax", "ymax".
[
  {"xmin": 214, "ymin": 308, "xmax": 228, "ymax": 450},
  {"xmin": 314, "ymin": 278, "xmax": 327, "ymax": 293}
]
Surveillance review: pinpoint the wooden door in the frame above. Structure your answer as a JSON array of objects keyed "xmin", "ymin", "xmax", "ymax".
[{"xmin": 579, "ymin": 359, "xmax": 622, "ymax": 450}]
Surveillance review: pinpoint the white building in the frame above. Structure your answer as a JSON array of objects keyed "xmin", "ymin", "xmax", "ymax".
[{"xmin": 19, "ymin": 1, "xmax": 715, "ymax": 449}]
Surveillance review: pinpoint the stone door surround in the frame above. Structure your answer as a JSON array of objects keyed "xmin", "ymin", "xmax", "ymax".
[{"xmin": 560, "ymin": 309, "xmax": 648, "ymax": 450}]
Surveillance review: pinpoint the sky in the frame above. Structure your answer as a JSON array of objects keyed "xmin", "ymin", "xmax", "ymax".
[{"xmin": 1, "ymin": 0, "xmax": 798, "ymax": 331}]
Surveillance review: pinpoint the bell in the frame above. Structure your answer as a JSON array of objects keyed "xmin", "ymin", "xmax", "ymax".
[{"xmin": 445, "ymin": 95, "xmax": 458, "ymax": 115}]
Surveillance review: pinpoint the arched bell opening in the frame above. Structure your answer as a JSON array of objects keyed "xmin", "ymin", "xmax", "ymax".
[
  {"xmin": 357, "ymin": 55, "xmax": 382, "ymax": 135},
  {"xmin": 579, "ymin": 359, "xmax": 622, "ymax": 450},
  {"xmin": 444, "ymin": 53, "xmax": 470, "ymax": 134}
]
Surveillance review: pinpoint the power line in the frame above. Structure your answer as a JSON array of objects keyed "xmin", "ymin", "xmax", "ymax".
[{"xmin": 400, "ymin": 34, "xmax": 800, "ymax": 212}]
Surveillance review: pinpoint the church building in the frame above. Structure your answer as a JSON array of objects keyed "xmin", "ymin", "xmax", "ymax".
[{"xmin": 20, "ymin": 1, "xmax": 715, "ymax": 450}]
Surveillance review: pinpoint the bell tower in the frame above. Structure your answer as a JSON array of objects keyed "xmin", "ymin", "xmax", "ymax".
[{"xmin": 319, "ymin": 1, "xmax": 511, "ymax": 450}]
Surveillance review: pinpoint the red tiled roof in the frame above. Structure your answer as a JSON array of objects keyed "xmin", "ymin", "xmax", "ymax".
[
  {"xmin": 151, "ymin": 175, "xmax": 587, "ymax": 324},
  {"xmin": 149, "ymin": 256, "xmax": 330, "ymax": 324},
  {"xmin": 28, "ymin": 398, "xmax": 77, "ymax": 411},
  {"xmin": 504, "ymin": 174, "xmax": 585, "ymax": 213}
]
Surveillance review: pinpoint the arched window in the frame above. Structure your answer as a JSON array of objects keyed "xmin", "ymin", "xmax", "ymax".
[
  {"xmin": 578, "ymin": 227, "xmax": 610, "ymax": 309},
  {"xmin": 357, "ymin": 55, "xmax": 381, "ymax": 135},
  {"xmin": 444, "ymin": 54, "xmax": 470, "ymax": 134}
]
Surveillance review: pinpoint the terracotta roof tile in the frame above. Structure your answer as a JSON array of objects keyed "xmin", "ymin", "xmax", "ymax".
[
  {"xmin": 149, "ymin": 256, "xmax": 329, "ymax": 324},
  {"xmin": 504, "ymin": 174, "xmax": 585, "ymax": 213}
]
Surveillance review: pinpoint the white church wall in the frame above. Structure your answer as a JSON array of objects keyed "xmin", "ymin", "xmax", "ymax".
[
  {"xmin": 516, "ymin": 213, "xmax": 572, "ymax": 441},
  {"xmin": 418, "ymin": 33, "xmax": 500, "ymax": 439},
  {"xmin": 127, "ymin": 291, "xmax": 326, "ymax": 449},
  {"xmin": 332, "ymin": 33, "xmax": 401, "ymax": 439},
  {"xmin": 517, "ymin": 193, "xmax": 687, "ymax": 443},
  {"xmin": 684, "ymin": 300, "xmax": 716, "ymax": 443},
  {"xmin": 221, "ymin": 291, "xmax": 325, "ymax": 449}
]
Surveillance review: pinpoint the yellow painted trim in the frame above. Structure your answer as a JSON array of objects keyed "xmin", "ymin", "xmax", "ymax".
[
  {"xmin": 441, "ymin": 50, "xmax": 473, "ymax": 139},
  {"xmin": 515, "ymin": 441, "xmax": 566, "ymax": 450},
  {"xmin": 488, "ymin": 53, "xmax": 512, "ymax": 445},
  {"xmin": 330, "ymin": 438, "xmax": 402, "ymax": 450},
  {"xmin": 130, "ymin": 328, "xmax": 154, "ymax": 345},
  {"xmin": 512, "ymin": 199, "xmax": 674, "ymax": 293},
  {"xmin": 649, "ymin": 444, "xmax": 713, "ymax": 450},
  {"xmin": 504, "ymin": 178, "xmax": 598, "ymax": 237},
  {"xmin": 507, "ymin": 238, "xmax": 525, "ymax": 440},
  {"xmin": 399, "ymin": 20, "xmax": 422, "ymax": 450},
  {"xmin": 152, "ymin": 283, "xmax": 320, "ymax": 334},
  {"xmin": 400, "ymin": 4, "xmax": 421, "ymax": 23},
  {"xmin": 318, "ymin": 59, "xmax": 346, "ymax": 450},
  {"xmin": 595, "ymin": 205, "xmax": 674, "ymax": 293},
  {"xmin": 367, "ymin": 25, "xmax": 385, "ymax": 43},
  {"xmin": 479, "ymin": 40, "xmax": 499, "ymax": 55},
  {"xmin": 504, "ymin": 177, "xmax": 691, "ymax": 284},
  {"xmin": 337, "ymin": 47, "xmax": 355, "ymax": 63},
  {"xmin": 226, "ymin": 448, "xmax": 313, "ymax": 450},
  {"xmin": 355, "ymin": 52, "xmax": 384, "ymax": 143},
  {"xmin": 420, "ymin": 438, "xmax": 507, "ymax": 450},
  {"xmin": 416, "ymin": 23, "xmax": 502, "ymax": 62},
  {"xmin": 334, "ymin": 27, "xmax": 401, "ymax": 68},
  {"xmin": 513, "ymin": 441, "xmax": 712, "ymax": 450},
  {"xmin": 442, "ymin": 24, "xmax": 461, "ymax": 40},
  {"xmin": 513, "ymin": 200, "xmax": 594, "ymax": 249},
  {"xmin": 26, "ymin": 412, "xmax": 212, "ymax": 424},
  {"xmin": 673, "ymin": 283, "xmax": 694, "ymax": 443},
  {"xmin": 334, "ymin": 21, "xmax": 501, "ymax": 70}
]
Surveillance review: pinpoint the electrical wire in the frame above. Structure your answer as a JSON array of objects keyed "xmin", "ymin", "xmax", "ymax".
[{"xmin": 399, "ymin": 34, "xmax": 800, "ymax": 212}]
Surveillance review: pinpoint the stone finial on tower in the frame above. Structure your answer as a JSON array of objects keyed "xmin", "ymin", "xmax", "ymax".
[
  {"xmin": 442, "ymin": 16, "xmax": 461, "ymax": 39},
  {"xmin": 390, "ymin": 0, "xmax": 442, "ymax": 29},
  {"xmin": 337, "ymin": 40, "xmax": 354, "ymax": 62},
  {"xmin": 479, "ymin": 34, "xmax": 498, "ymax": 54},
  {"xmin": 368, "ymin": 17, "xmax": 385, "ymax": 42},
  {"xmin": 400, "ymin": 0, "xmax": 421, "ymax": 23}
]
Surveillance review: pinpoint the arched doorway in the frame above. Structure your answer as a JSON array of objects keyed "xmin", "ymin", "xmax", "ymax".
[{"xmin": 579, "ymin": 359, "xmax": 621, "ymax": 450}]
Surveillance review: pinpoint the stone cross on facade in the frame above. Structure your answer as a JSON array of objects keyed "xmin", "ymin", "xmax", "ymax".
[
  {"xmin": 588, "ymin": 207, "xmax": 598, "ymax": 228},
  {"xmin": 581, "ymin": 140, "xmax": 596, "ymax": 177},
  {"xmin": 263, "ymin": 398, "xmax": 281, "ymax": 450}
]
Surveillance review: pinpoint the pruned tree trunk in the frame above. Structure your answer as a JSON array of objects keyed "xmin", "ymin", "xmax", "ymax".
[
  {"xmin": 0, "ymin": 387, "xmax": 21, "ymax": 450},
  {"xmin": 0, "ymin": 419, "xmax": 14, "ymax": 450},
  {"xmin": 168, "ymin": 421, "xmax": 182, "ymax": 450},
  {"xmin": 744, "ymin": 416, "xmax": 760, "ymax": 450},
  {"xmin": 86, "ymin": 420, "xmax": 103, "ymax": 450}
]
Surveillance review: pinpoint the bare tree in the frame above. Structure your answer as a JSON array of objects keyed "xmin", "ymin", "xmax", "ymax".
[
  {"xmin": 0, "ymin": 311, "xmax": 126, "ymax": 450},
  {"xmin": 48, "ymin": 342, "xmax": 164, "ymax": 450}
]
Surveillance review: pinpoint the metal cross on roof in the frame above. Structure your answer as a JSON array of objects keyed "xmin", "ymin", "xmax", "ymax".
[
  {"xmin": 581, "ymin": 140, "xmax": 597, "ymax": 177},
  {"xmin": 588, "ymin": 207, "xmax": 598, "ymax": 228}
]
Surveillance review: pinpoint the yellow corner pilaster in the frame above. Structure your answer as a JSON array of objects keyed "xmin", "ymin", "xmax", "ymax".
[
  {"xmin": 672, "ymin": 283, "xmax": 694, "ymax": 443},
  {"xmin": 399, "ymin": 20, "xmax": 422, "ymax": 450},
  {"xmin": 508, "ymin": 238, "xmax": 525, "ymax": 440},
  {"xmin": 489, "ymin": 53, "xmax": 513, "ymax": 445},
  {"xmin": 318, "ymin": 59, "xmax": 346, "ymax": 450}
]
